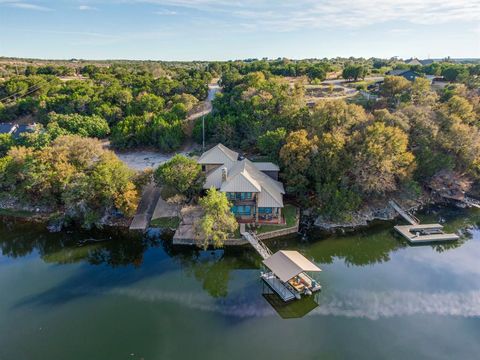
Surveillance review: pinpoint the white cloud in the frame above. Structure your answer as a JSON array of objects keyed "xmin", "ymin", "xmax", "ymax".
[
  {"xmin": 108, "ymin": 287, "xmax": 480, "ymax": 320},
  {"xmin": 154, "ymin": 8, "xmax": 177, "ymax": 15},
  {"xmin": 5, "ymin": 2, "xmax": 52, "ymax": 11},
  {"xmin": 78, "ymin": 5, "xmax": 98, "ymax": 11},
  {"xmin": 126, "ymin": 0, "xmax": 480, "ymax": 31}
]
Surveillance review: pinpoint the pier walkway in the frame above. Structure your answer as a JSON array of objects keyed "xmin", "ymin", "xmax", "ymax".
[
  {"xmin": 240, "ymin": 225, "xmax": 272, "ymax": 260},
  {"xmin": 388, "ymin": 200, "xmax": 419, "ymax": 225},
  {"xmin": 389, "ymin": 200, "xmax": 458, "ymax": 243},
  {"xmin": 129, "ymin": 183, "xmax": 161, "ymax": 231},
  {"xmin": 464, "ymin": 196, "xmax": 480, "ymax": 209}
]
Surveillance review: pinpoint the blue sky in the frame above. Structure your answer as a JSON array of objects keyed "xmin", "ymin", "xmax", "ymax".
[{"xmin": 0, "ymin": 0, "xmax": 479, "ymax": 60}]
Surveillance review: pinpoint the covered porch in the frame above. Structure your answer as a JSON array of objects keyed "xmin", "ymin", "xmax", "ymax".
[{"xmin": 232, "ymin": 205, "xmax": 284, "ymax": 224}]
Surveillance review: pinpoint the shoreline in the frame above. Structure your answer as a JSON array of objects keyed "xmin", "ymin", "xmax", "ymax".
[{"xmin": 0, "ymin": 195, "xmax": 470, "ymax": 236}]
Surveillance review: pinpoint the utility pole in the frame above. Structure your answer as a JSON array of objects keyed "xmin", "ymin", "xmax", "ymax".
[{"xmin": 202, "ymin": 115, "xmax": 205, "ymax": 152}]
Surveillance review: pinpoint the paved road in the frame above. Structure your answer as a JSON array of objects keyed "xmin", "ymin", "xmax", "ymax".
[
  {"xmin": 186, "ymin": 82, "xmax": 221, "ymax": 122},
  {"xmin": 129, "ymin": 182, "xmax": 161, "ymax": 231},
  {"xmin": 321, "ymin": 76, "xmax": 384, "ymax": 85}
]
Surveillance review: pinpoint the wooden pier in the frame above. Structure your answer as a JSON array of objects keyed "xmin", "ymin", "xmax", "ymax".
[
  {"xmin": 389, "ymin": 200, "xmax": 459, "ymax": 243},
  {"xmin": 241, "ymin": 226, "xmax": 322, "ymax": 302},
  {"xmin": 240, "ymin": 226, "xmax": 272, "ymax": 260}
]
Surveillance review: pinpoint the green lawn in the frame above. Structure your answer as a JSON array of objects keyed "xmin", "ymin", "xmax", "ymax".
[
  {"xmin": 150, "ymin": 216, "xmax": 181, "ymax": 229},
  {"xmin": 256, "ymin": 204, "xmax": 298, "ymax": 234},
  {"xmin": 231, "ymin": 226, "xmax": 242, "ymax": 239}
]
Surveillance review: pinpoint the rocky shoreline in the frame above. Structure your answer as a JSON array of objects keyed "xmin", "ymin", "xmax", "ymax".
[
  {"xmin": 0, "ymin": 196, "xmax": 130, "ymax": 230},
  {"xmin": 311, "ymin": 194, "xmax": 433, "ymax": 231}
]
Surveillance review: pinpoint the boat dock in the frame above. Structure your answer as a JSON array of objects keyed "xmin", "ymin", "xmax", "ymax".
[
  {"xmin": 240, "ymin": 225, "xmax": 322, "ymax": 302},
  {"xmin": 394, "ymin": 224, "xmax": 459, "ymax": 243},
  {"xmin": 389, "ymin": 200, "xmax": 459, "ymax": 243}
]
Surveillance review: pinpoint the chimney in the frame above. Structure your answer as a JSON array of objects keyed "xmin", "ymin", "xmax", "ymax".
[{"xmin": 221, "ymin": 167, "xmax": 228, "ymax": 182}]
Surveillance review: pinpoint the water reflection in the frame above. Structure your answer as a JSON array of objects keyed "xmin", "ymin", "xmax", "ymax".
[
  {"xmin": 163, "ymin": 246, "xmax": 258, "ymax": 298},
  {"xmin": 1, "ymin": 205, "xmax": 479, "ymax": 307},
  {"xmin": 263, "ymin": 293, "xmax": 319, "ymax": 319},
  {"xmin": 0, "ymin": 221, "xmax": 163, "ymax": 267}
]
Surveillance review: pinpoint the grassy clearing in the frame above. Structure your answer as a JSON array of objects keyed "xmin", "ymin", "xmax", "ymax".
[
  {"xmin": 150, "ymin": 216, "xmax": 181, "ymax": 229},
  {"xmin": 256, "ymin": 204, "xmax": 297, "ymax": 234}
]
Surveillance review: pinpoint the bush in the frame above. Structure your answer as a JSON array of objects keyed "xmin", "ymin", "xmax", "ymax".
[{"xmin": 47, "ymin": 113, "xmax": 110, "ymax": 138}]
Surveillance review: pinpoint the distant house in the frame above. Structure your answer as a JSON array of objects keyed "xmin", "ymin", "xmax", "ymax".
[
  {"xmin": 0, "ymin": 123, "xmax": 16, "ymax": 135},
  {"xmin": 419, "ymin": 59, "xmax": 436, "ymax": 66},
  {"xmin": 198, "ymin": 143, "xmax": 285, "ymax": 224},
  {"xmin": 0, "ymin": 123, "xmax": 36, "ymax": 138},
  {"xmin": 386, "ymin": 69, "xmax": 420, "ymax": 81},
  {"xmin": 405, "ymin": 58, "xmax": 436, "ymax": 66},
  {"xmin": 405, "ymin": 58, "xmax": 423, "ymax": 66}
]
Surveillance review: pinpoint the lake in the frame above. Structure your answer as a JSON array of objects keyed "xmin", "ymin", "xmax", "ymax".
[{"xmin": 1, "ymin": 206, "xmax": 479, "ymax": 360}]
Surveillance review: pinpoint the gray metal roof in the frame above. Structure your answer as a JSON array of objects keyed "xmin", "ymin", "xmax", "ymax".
[
  {"xmin": 387, "ymin": 69, "xmax": 408, "ymax": 76},
  {"xmin": 253, "ymin": 162, "xmax": 280, "ymax": 172},
  {"xmin": 198, "ymin": 143, "xmax": 239, "ymax": 165},
  {"xmin": 200, "ymin": 144, "xmax": 285, "ymax": 208},
  {"xmin": 221, "ymin": 159, "xmax": 284, "ymax": 208},
  {"xmin": 263, "ymin": 250, "xmax": 321, "ymax": 282}
]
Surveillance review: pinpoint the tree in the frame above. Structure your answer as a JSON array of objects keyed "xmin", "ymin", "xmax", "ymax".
[
  {"xmin": 47, "ymin": 112, "xmax": 110, "ymax": 138},
  {"xmin": 307, "ymin": 64, "xmax": 327, "ymax": 81},
  {"xmin": 411, "ymin": 77, "xmax": 437, "ymax": 106},
  {"xmin": 352, "ymin": 122, "xmax": 415, "ymax": 194},
  {"xmin": 342, "ymin": 64, "xmax": 367, "ymax": 81},
  {"xmin": 442, "ymin": 95, "xmax": 475, "ymax": 124},
  {"xmin": 0, "ymin": 134, "xmax": 14, "ymax": 157},
  {"xmin": 381, "ymin": 76, "xmax": 411, "ymax": 106},
  {"xmin": 279, "ymin": 130, "xmax": 318, "ymax": 194},
  {"xmin": 1, "ymin": 135, "xmax": 139, "ymax": 229},
  {"xmin": 257, "ymin": 127, "xmax": 286, "ymax": 162},
  {"xmin": 441, "ymin": 65, "xmax": 468, "ymax": 82},
  {"xmin": 310, "ymin": 99, "xmax": 368, "ymax": 133},
  {"xmin": 130, "ymin": 93, "xmax": 165, "ymax": 115},
  {"xmin": 154, "ymin": 154, "xmax": 204, "ymax": 197},
  {"xmin": 197, "ymin": 187, "xmax": 238, "ymax": 249}
]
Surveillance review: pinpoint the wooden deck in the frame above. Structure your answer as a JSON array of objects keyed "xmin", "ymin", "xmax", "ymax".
[
  {"xmin": 261, "ymin": 272, "xmax": 296, "ymax": 302},
  {"xmin": 390, "ymin": 200, "xmax": 459, "ymax": 244},
  {"xmin": 394, "ymin": 224, "xmax": 459, "ymax": 243}
]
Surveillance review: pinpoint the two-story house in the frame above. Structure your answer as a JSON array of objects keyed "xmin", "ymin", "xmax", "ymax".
[{"xmin": 198, "ymin": 144, "xmax": 285, "ymax": 224}]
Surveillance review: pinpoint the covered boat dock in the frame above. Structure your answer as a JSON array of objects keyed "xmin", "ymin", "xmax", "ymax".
[{"xmin": 262, "ymin": 250, "xmax": 322, "ymax": 302}]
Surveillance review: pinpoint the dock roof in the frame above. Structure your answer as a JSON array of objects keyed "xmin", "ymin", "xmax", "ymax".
[{"xmin": 263, "ymin": 250, "xmax": 321, "ymax": 283}]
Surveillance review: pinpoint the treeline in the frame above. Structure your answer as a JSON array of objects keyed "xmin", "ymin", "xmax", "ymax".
[
  {"xmin": 0, "ymin": 135, "xmax": 143, "ymax": 228},
  {"xmin": 0, "ymin": 63, "xmax": 212, "ymax": 151},
  {"xmin": 207, "ymin": 59, "xmax": 336, "ymax": 81},
  {"xmin": 206, "ymin": 58, "xmax": 480, "ymax": 86},
  {"xmin": 197, "ymin": 71, "xmax": 480, "ymax": 220}
]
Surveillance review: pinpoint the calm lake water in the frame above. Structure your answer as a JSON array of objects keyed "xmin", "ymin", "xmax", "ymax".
[{"xmin": 1, "ymin": 206, "xmax": 479, "ymax": 360}]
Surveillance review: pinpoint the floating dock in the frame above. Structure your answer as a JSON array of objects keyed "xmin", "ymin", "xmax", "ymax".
[
  {"xmin": 389, "ymin": 200, "xmax": 459, "ymax": 243},
  {"xmin": 394, "ymin": 224, "xmax": 459, "ymax": 243}
]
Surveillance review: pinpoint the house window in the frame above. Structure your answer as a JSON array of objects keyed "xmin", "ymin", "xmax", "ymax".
[
  {"xmin": 231, "ymin": 205, "xmax": 251, "ymax": 215},
  {"xmin": 228, "ymin": 192, "xmax": 253, "ymax": 200},
  {"xmin": 241, "ymin": 192, "xmax": 252, "ymax": 200},
  {"xmin": 258, "ymin": 207, "xmax": 273, "ymax": 214}
]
